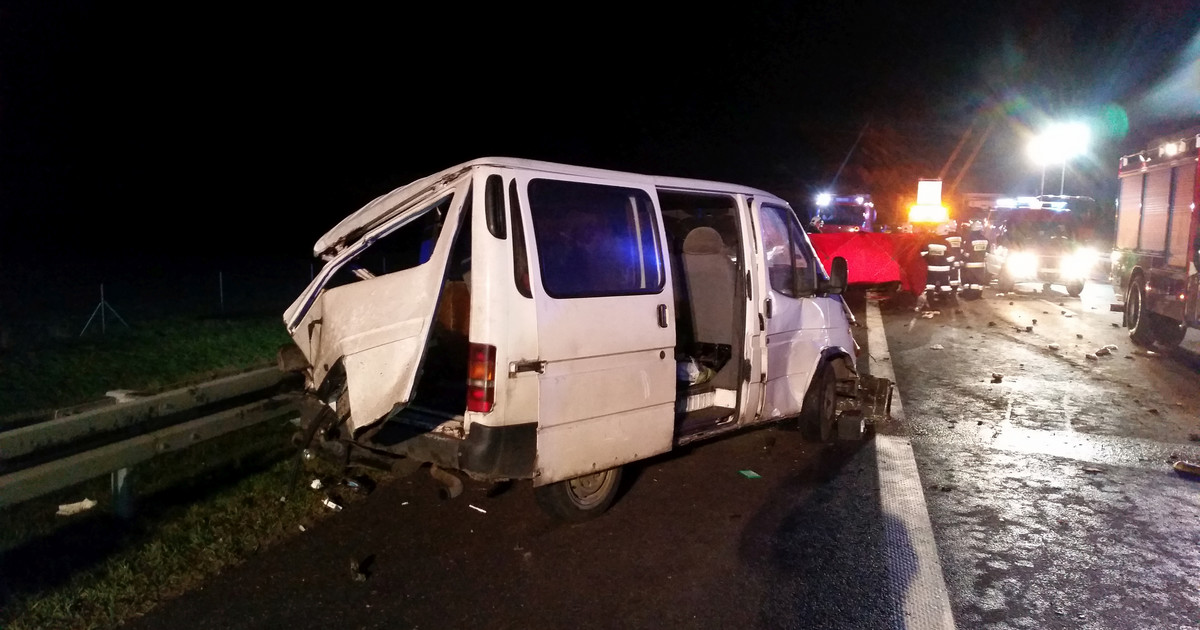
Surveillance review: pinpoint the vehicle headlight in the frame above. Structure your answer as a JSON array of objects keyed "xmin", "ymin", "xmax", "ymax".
[
  {"xmin": 1062, "ymin": 248, "xmax": 1095, "ymax": 278},
  {"xmin": 1007, "ymin": 251, "xmax": 1038, "ymax": 278}
]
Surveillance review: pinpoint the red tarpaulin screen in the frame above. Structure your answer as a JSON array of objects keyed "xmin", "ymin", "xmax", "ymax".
[{"xmin": 809, "ymin": 232, "xmax": 928, "ymax": 294}]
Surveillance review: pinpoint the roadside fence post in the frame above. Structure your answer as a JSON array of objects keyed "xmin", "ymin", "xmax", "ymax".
[{"xmin": 111, "ymin": 467, "xmax": 135, "ymax": 519}]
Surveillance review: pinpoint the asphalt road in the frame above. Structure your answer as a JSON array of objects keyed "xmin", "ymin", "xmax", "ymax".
[
  {"xmin": 881, "ymin": 280, "xmax": 1200, "ymax": 630},
  {"xmin": 129, "ymin": 281, "xmax": 1200, "ymax": 630}
]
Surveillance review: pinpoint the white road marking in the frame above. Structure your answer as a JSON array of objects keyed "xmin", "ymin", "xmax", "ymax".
[{"xmin": 866, "ymin": 299, "xmax": 957, "ymax": 630}]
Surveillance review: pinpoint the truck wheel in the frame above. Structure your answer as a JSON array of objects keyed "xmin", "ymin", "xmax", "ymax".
[
  {"xmin": 534, "ymin": 467, "xmax": 622, "ymax": 522},
  {"xmin": 800, "ymin": 362, "xmax": 837, "ymax": 443},
  {"xmin": 1126, "ymin": 276, "xmax": 1154, "ymax": 346},
  {"xmin": 1150, "ymin": 314, "xmax": 1186, "ymax": 348},
  {"xmin": 1066, "ymin": 280, "xmax": 1085, "ymax": 297}
]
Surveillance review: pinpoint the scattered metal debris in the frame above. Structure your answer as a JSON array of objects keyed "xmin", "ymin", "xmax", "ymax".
[
  {"xmin": 1173, "ymin": 460, "xmax": 1200, "ymax": 478},
  {"xmin": 1095, "ymin": 347, "xmax": 1111, "ymax": 357},
  {"xmin": 56, "ymin": 498, "xmax": 97, "ymax": 516},
  {"xmin": 321, "ymin": 497, "xmax": 343, "ymax": 511},
  {"xmin": 469, "ymin": 504, "xmax": 488, "ymax": 514},
  {"xmin": 739, "ymin": 470, "xmax": 762, "ymax": 479},
  {"xmin": 1049, "ymin": 343, "xmax": 1060, "ymax": 350},
  {"xmin": 930, "ymin": 344, "xmax": 944, "ymax": 350},
  {"xmin": 1085, "ymin": 353, "xmax": 1098, "ymax": 360},
  {"xmin": 1082, "ymin": 467, "xmax": 1104, "ymax": 474}
]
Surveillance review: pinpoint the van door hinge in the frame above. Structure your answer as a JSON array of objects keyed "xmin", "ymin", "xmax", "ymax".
[{"xmin": 510, "ymin": 359, "xmax": 547, "ymax": 374}]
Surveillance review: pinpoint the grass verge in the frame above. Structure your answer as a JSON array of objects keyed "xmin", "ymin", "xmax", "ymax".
[
  {"xmin": 0, "ymin": 315, "xmax": 292, "ymax": 419},
  {"xmin": 0, "ymin": 418, "xmax": 379, "ymax": 630}
]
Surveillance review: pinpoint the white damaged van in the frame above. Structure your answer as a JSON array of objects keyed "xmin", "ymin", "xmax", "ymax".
[{"xmin": 280, "ymin": 157, "xmax": 864, "ymax": 520}]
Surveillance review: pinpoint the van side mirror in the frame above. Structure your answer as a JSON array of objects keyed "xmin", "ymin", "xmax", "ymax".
[{"xmin": 827, "ymin": 256, "xmax": 848, "ymax": 295}]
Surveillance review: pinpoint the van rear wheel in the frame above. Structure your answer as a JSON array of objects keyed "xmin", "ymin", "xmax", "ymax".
[{"xmin": 534, "ymin": 467, "xmax": 622, "ymax": 522}]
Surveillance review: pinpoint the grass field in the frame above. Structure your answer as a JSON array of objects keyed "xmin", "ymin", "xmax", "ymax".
[{"xmin": 0, "ymin": 307, "xmax": 376, "ymax": 630}]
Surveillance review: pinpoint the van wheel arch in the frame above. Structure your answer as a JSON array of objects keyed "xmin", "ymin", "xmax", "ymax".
[{"xmin": 799, "ymin": 355, "xmax": 853, "ymax": 442}]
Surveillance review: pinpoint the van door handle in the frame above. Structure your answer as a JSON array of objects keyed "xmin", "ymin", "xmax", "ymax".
[
  {"xmin": 657, "ymin": 304, "xmax": 669, "ymax": 328},
  {"xmin": 510, "ymin": 359, "xmax": 547, "ymax": 374},
  {"xmin": 764, "ymin": 297, "xmax": 773, "ymax": 318}
]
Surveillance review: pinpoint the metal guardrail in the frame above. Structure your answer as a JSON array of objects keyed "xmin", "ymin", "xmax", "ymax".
[{"xmin": 0, "ymin": 367, "xmax": 300, "ymax": 514}]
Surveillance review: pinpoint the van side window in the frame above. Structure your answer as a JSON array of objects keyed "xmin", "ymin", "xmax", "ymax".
[
  {"xmin": 527, "ymin": 179, "xmax": 664, "ymax": 299},
  {"xmin": 324, "ymin": 194, "xmax": 455, "ymax": 290},
  {"xmin": 484, "ymin": 174, "xmax": 507, "ymax": 239},
  {"xmin": 759, "ymin": 205, "xmax": 795, "ymax": 296},
  {"xmin": 788, "ymin": 218, "xmax": 824, "ymax": 295},
  {"xmin": 509, "ymin": 179, "xmax": 532, "ymax": 298}
]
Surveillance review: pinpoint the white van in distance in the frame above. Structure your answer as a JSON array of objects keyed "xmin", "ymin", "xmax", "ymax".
[{"xmin": 280, "ymin": 157, "xmax": 864, "ymax": 520}]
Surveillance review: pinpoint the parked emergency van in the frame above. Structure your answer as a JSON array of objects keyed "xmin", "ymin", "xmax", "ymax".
[{"xmin": 280, "ymin": 157, "xmax": 863, "ymax": 521}]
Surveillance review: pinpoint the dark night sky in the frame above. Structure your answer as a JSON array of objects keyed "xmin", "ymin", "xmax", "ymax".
[{"xmin": 2, "ymin": 1, "xmax": 1198, "ymax": 269}]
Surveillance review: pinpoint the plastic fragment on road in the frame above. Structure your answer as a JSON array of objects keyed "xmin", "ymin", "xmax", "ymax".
[
  {"xmin": 1049, "ymin": 343, "xmax": 1060, "ymax": 350},
  {"xmin": 1173, "ymin": 460, "xmax": 1200, "ymax": 478},
  {"xmin": 922, "ymin": 312, "xmax": 936, "ymax": 319},
  {"xmin": 310, "ymin": 478, "xmax": 323, "ymax": 490},
  {"xmin": 56, "ymin": 498, "xmax": 97, "ymax": 516},
  {"xmin": 1085, "ymin": 353, "xmax": 1098, "ymax": 360},
  {"xmin": 321, "ymin": 498, "xmax": 343, "ymax": 511},
  {"xmin": 299, "ymin": 524, "xmax": 306, "ymax": 532},
  {"xmin": 930, "ymin": 344, "xmax": 944, "ymax": 350},
  {"xmin": 739, "ymin": 470, "xmax": 762, "ymax": 479},
  {"xmin": 469, "ymin": 504, "xmax": 487, "ymax": 514}
]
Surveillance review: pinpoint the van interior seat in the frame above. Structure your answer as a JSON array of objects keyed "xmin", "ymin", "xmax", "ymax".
[{"xmin": 682, "ymin": 227, "xmax": 737, "ymax": 390}]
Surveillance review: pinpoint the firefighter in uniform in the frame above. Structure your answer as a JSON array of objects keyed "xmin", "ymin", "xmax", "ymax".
[
  {"xmin": 944, "ymin": 223, "xmax": 964, "ymax": 295},
  {"xmin": 961, "ymin": 220, "xmax": 989, "ymax": 296},
  {"xmin": 920, "ymin": 222, "xmax": 957, "ymax": 299}
]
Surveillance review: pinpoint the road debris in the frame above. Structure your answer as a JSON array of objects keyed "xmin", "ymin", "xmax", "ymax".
[
  {"xmin": 930, "ymin": 344, "xmax": 944, "ymax": 350},
  {"xmin": 1111, "ymin": 322, "xmax": 1119, "ymax": 328},
  {"xmin": 1032, "ymin": 319, "xmax": 1038, "ymax": 325},
  {"xmin": 987, "ymin": 321, "xmax": 996, "ymax": 327},
  {"xmin": 1009, "ymin": 301, "xmax": 1014, "ymax": 306},
  {"xmin": 991, "ymin": 373, "xmax": 1004, "ymax": 383},
  {"xmin": 299, "ymin": 524, "xmax": 307, "ymax": 532},
  {"xmin": 1133, "ymin": 349, "xmax": 1160, "ymax": 358},
  {"xmin": 1048, "ymin": 343, "xmax": 1060, "ymax": 350},
  {"xmin": 321, "ymin": 497, "xmax": 343, "ymax": 511},
  {"xmin": 921, "ymin": 312, "xmax": 937, "ymax": 319},
  {"xmin": 350, "ymin": 555, "xmax": 375, "ymax": 582},
  {"xmin": 1076, "ymin": 333, "xmax": 1083, "ymax": 339},
  {"xmin": 56, "ymin": 498, "xmax": 97, "ymax": 516},
  {"xmin": 739, "ymin": 470, "xmax": 762, "ymax": 479},
  {"xmin": 1085, "ymin": 353, "xmax": 1098, "ymax": 360},
  {"xmin": 1173, "ymin": 460, "xmax": 1200, "ymax": 478},
  {"xmin": 1082, "ymin": 467, "xmax": 1104, "ymax": 474},
  {"xmin": 469, "ymin": 504, "xmax": 487, "ymax": 514},
  {"xmin": 1095, "ymin": 347, "xmax": 1111, "ymax": 356},
  {"xmin": 1147, "ymin": 408, "xmax": 1159, "ymax": 414},
  {"xmin": 310, "ymin": 478, "xmax": 323, "ymax": 490}
]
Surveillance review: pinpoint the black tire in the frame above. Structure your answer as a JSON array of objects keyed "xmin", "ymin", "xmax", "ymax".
[
  {"xmin": 800, "ymin": 362, "xmax": 837, "ymax": 443},
  {"xmin": 1066, "ymin": 280, "xmax": 1084, "ymax": 297},
  {"xmin": 534, "ymin": 467, "xmax": 622, "ymax": 522},
  {"xmin": 1126, "ymin": 275, "xmax": 1154, "ymax": 346},
  {"xmin": 1150, "ymin": 314, "xmax": 1186, "ymax": 348}
]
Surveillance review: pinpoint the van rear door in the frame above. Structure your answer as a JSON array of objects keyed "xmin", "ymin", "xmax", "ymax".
[
  {"xmin": 518, "ymin": 175, "xmax": 676, "ymax": 485},
  {"xmin": 283, "ymin": 178, "xmax": 471, "ymax": 434}
]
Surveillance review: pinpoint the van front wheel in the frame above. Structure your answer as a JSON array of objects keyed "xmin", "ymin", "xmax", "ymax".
[
  {"xmin": 799, "ymin": 362, "xmax": 837, "ymax": 443},
  {"xmin": 534, "ymin": 467, "xmax": 623, "ymax": 522}
]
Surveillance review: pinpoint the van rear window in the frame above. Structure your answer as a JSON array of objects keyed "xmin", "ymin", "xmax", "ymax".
[
  {"xmin": 323, "ymin": 195, "xmax": 454, "ymax": 289},
  {"xmin": 527, "ymin": 179, "xmax": 664, "ymax": 299}
]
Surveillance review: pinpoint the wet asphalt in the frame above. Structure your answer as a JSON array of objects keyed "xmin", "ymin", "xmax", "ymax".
[
  {"xmin": 126, "ymin": 281, "xmax": 1200, "ymax": 630},
  {"xmin": 880, "ymin": 281, "xmax": 1200, "ymax": 630}
]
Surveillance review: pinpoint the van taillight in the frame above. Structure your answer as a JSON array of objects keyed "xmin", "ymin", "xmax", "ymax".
[{"xmin": 467, "ymin": 343, "xmax": 497, "ymax": 413}]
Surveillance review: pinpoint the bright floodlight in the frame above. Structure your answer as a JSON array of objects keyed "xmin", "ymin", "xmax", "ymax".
[
  {"xmin": 816, "ymin": 193, "xmax": 832, "ymax": 207},
  {"xmin": 1027, "ymin": 122, "xmax": 1091, "ymax": 166}
]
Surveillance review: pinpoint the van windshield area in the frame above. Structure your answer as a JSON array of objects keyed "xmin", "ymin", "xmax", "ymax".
[
  {"xmin": 998, "ymin": 211, "xmax": 1077, "ymax": 247},
  {"xmin": 323, "ymin": 196, "xmax": 454, "ymax": 289}
]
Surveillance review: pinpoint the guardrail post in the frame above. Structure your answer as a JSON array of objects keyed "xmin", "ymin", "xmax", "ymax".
[{"xmin": 111, "ymin": 467, "xmax": 135, "ymax": 519}]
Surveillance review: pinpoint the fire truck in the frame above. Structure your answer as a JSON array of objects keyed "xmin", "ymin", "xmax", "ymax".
[
  {"xmin": 1110, "ymin": 128, "xmax": 1200, "ymax": 348},
  {"xmin": 811, "ymin": 193, "xmax": 876, "ymax": 233}
]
